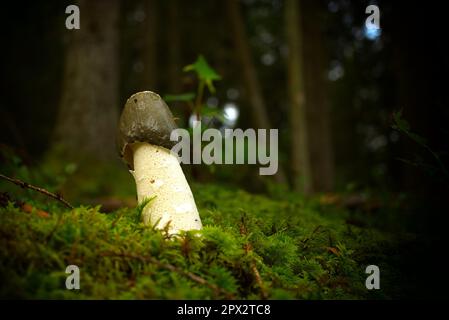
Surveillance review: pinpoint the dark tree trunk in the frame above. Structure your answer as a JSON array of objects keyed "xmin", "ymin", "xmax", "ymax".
[
  {"xmin": 302, "ymin": 0, "xmax": 334, "ymax": 192},
  {"xmin": 285, "ymin": 0, "xmax": 334, "ymax": 193},
  {"xmin": 285, "ymin": 0, "xmax": 312, "ymax": 193},
  {"xmin": 167, "ymin": 0, "xmax": 181, "ymax": 96},
  {"xmin": 139, "ymin": 0, "xmax": 159, "ymax": 91},
  {"xmin": 225, "ymin": 0, "xmax": 287, "ymax": 185},
  {"xmin": 54, "ymin": 0, "xmax": 120, "ymax": 161}
]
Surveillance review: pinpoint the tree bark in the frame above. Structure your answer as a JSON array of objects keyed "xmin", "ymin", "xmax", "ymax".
[
  {"xmin": 285, "ymin": 0, "xmax": 312, "ymax": 193},
  {"xmin": 167, "ymin": 0, "xmax": 181, "ymax": 96},
  {"xmin": 53, "ymin": 0, "xmax": 120, "ymax": 161},
  {"xmin": 302, "ymin": 1, "xmax": 334, "ymax": 192},
  {"xmin": 139, "ymin": 0, "xmax": 158, "ymax": 91},
  {"xmin": 225, "ymin": 0, "xmax": 287, "ymax": 185}
]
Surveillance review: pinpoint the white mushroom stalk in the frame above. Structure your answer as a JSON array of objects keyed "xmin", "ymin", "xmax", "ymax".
[
  {"xmin": 131, "ymin": 142, "xmax": 202, "ymax": 234},
  {"xmin": 117, "ymin": 91, "xmax": 202, "ymax": 235}
]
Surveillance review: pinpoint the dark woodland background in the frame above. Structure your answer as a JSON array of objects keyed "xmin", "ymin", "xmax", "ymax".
[{"xmin": 0, "ymin": 0, "xmax": 448, "ymax": 298}]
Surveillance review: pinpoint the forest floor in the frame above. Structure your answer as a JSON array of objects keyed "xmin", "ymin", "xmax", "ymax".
[{"xmin": 0, "ymin": 158, "xmax": 423, "ymax": 299}]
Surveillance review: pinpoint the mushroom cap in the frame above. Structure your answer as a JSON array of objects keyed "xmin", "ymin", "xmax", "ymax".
[{"xmin": 117, "ymin": 91, "xmax": 178, "ymax": 168}]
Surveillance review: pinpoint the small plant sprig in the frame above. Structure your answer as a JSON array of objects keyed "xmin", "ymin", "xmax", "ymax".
[
  {"xmin": 392, "ymin": 110, "xmax": 449, "ymax": 181},
  {"xmin": 164, "ymin": 55, "xmax": 224, "ymax": 124}
]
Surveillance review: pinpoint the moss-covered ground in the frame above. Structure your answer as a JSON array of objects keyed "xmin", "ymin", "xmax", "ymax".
[
  {"xmin": 0, "ymin": 151, "xmax": 425, "ymax": 299},
  {"xmin": 0, "ymin": 169, "xmax": 417, "ymax": 299}
]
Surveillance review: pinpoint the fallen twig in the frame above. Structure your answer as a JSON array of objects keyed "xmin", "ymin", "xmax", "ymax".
[{"xmin": 0, "ymin": 173, "xmax": 73, "ymax": 209}]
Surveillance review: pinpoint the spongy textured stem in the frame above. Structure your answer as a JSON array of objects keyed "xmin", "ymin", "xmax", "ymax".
[{"xmin": 130, "ymin": 142, "xmax": 202, "ymax": 234}]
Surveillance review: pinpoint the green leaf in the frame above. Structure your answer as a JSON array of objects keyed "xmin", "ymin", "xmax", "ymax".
[
  {"xmin": 164, "ymin": 92, "xmax": 195, "ymax": 103},
  {"xmin": 183, "ymin": 55, "xmax": 221, "ymax": 93},
  {"xmin": 408, "ymin": 132, "xmax": 427, "ymax": 146},
  {"xmin": 392, "ymin": 110, "xmax": 426, "ymax": 146},
  {"xmin": 202, "ymin": 105, "xmax": 226, "ymax": 122},
  {"xmin": 392, "ymin": 110, "xmax": 410, "ymax": 132}
]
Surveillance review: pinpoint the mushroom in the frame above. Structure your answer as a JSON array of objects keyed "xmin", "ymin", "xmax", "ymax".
[{"xmin": 117, "ymin": 91, "xmax": 202, "ymax": 235}]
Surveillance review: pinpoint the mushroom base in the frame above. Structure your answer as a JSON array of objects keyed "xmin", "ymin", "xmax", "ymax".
[{"xmin": 130, "ymin": 142, "xmax": 202, "ymax": 235}]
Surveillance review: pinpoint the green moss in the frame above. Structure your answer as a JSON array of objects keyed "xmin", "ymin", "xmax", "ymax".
[{"xmin": 0, "ymin": 182, "xmax": 411, "ymax": 299}]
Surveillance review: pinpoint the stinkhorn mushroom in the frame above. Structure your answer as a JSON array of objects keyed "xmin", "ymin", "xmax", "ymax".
[{"xmin": 117, "ymin": 91, "xmax": 202, "ymax": 235}]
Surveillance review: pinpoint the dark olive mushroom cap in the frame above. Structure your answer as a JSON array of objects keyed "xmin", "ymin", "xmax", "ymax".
[{"xmin": 117, "ymin": 91, "xmax": 178, "ymax": 168}]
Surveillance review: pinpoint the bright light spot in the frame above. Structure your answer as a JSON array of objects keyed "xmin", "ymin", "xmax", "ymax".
[
  {"xmin": 364, "ymin": 26, "xmax": 381, "ymax": 40},
  {"xmin": 189, "ymin": 114, "xmax": 200, "ymax": 128},
  {"xmin": 223, "ymin": 103, "xmax": 239, "ymax": 127}
]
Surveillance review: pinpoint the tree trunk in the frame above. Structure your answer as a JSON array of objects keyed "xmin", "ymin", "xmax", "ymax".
[
  {"xmin": 53, "ymin": 0, "xmax": 120, "ymax": 161},
  {"xmin": 285, "ymin": 0, "xmax": 312, "ymax": 193},
  {"xmin": 302, "ymin": 1, "xmax": 334, "ymax": 192},
  {"xmin": 139, "ymin": 0, "xmax": 159, "ymax": 91},
  {"xmin": 225, "ymin": 0, "xmax": 287, "ymax": 185},
  {"xmin": 167, "ymin": 0, "xmax": 181, "ymax": 96}
]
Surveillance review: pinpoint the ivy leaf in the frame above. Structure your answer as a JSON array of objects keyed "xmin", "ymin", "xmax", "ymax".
[
  {"xmin": 183, "ymin": 55, "xmax": 221, "ymax": 93},
  {"xmin": 164, "ymin": 92, "xmax": 195, "ymax": 103}
]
